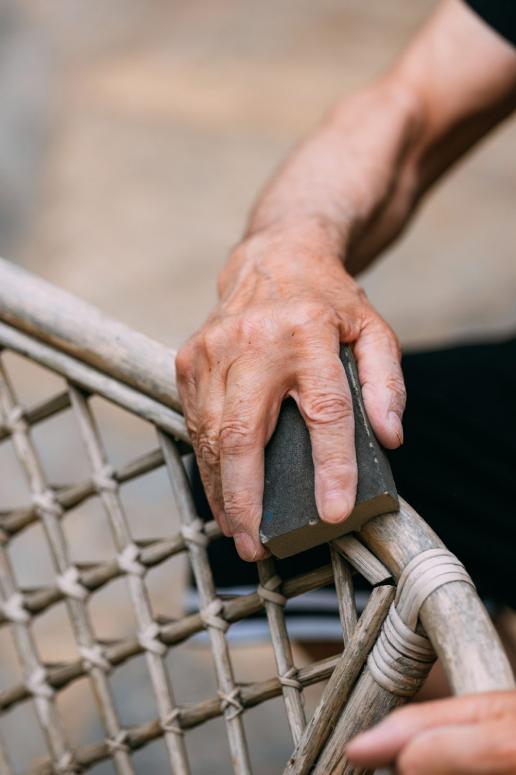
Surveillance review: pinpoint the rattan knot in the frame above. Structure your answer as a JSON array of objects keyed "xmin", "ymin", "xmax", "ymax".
[
  {"xmin": 1, "ymin": 592, "xmax": 29, "ymax": 624},
  {"xmin": 367, "ymin": 548, "xmax": 475, "ymax": 696},
  {"xmin": 257, "ymin": 574, "xmax": 286, "ymax": 606},
  {"xmin": 138, "ymin": 622, "xmax": 166, "ymax": 656},
  {"xmin": 79, "ymin": 644, "xmax": 111, "ymax": 673},
  {"xmin": 117, "ymin": 543, "xmax": 145, "ymax": 576},
  {"xmin": 93, "ymin": 464, "xmax": 117, "ymax": 493},
  {"xmin": 5, "ymin": 405, "xmax": 27, "ymax": 434},
  {"xmin": 201, "ymin": 598, "xmax": 228, "ymax": 632},
  {"xmin": 54, "ymin": 752, "xmax": 76, "ymax": 774},
  {"xmin": 181, "ymin": 518, "xmax": 208, "ymax": 548},
  {"xmin": 33, "ymin": 490, "xmax": 63, "ymax": 518},
  {"xmin": 26, "ymin": 667, "xmax": 54, "ymax": 699},
  {"xmin": 161, "ymin": 707, "xmax": 184, "ymax": 736},
  {"xmin": 56, "ymin": 566, "xmax": 88, "ymax": 601},
  {"xmin": 279, "ymin": 667, "xmax": 302, "ymax": 691},
  {"xmin": 106, "ymin": 730, "xmax": 129, "ymax": 754},
  {"xmin": 218, "ymin": 688, "xmax": 243, "ymax": 720}
]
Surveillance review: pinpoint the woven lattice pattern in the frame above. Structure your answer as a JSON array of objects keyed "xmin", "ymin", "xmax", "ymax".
[{"xmin": 0, "ymin": 344, "xmax": 404, "ymax": 775}]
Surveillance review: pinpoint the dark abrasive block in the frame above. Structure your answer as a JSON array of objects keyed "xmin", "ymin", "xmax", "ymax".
[{"xmin": 260, "ymin": 344, "xmax": 398, "ymax": 558}]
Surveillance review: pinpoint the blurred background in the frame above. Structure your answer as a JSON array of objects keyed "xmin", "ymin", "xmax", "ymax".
[
  {"xmin": 3, "ymin": 0, "xmax": 516, "ymax": 346},
  {"xmin": 0, "ymin": 0, "xmax": 515, "ymax": 772}
]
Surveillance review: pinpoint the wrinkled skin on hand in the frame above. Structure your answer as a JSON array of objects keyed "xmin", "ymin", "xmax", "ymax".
[
  {"xmin": 176, "ymin": 228, "xmax": 405, "ymax": 561},
  {"xmin": 347, "ymin": 690, "xmax": 516, "ymax": 774}
]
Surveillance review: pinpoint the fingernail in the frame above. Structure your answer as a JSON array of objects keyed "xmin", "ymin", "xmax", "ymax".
[
  {"xmin": 320, "ymin": 493, "xmax": 353, "ymax": 524},
  {"xmin": 234, "ymin": 532, "xmax": 259, "ymax": 561},
  {"xmin": 388, "ymin": 411, "xmax": 404, "ymax": 446}
]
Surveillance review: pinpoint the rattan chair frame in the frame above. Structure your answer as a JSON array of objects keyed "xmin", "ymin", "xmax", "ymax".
[{"xmin": 0, "ymin": 257, "xmax": 513, "ymax": 775}]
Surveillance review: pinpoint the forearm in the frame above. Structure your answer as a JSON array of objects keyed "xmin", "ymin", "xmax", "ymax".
[
  {"xmin": 220, "ymin": 0, "xmax": 516, "ymax": 290},
  {"xmin": 246, "ymin": 79, "xmax": 421, "ymax": 259},
  {"xmin": 177, "ymin": 0, "xmax": 515, "ymax": 561},
  {"xmin": 220, "ymin": 77, "xmax": 421, "ymax": 291}
]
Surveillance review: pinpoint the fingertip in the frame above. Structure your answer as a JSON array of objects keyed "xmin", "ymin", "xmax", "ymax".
[
  {"xmin": 234, "ymin": 532, "xmax": 268, "ymax": 562},
  {"xmin": 345, "ymin": 723, "xmax": 397, "ymax": 766},
  {"xmin": 385, "ymin": 411, "xmax": 404, "ymax": 449},
  {"xmin": 219, "ymin": 518, "xmax": 233, "ymax": 538},
  {"xmin": 257, "ymin": 545, "xmax": 271, "ymax": 561},
  {"xmin": 387, "ymin": 412, "xmax": 403, "ymax": 447},
  {"xmin": 319, "ymin": 492, "xmax": 355, "ymax": 524},
  {"xmin": 359, "ymin": 367, "xmax": 405, "ymax": 451},
  {"xmin": 346, "ymin": 728, "xmax": 378, "ymax": 755},
  {"xmin": 369, "ymin": 409, "xmax": 404, "ymax": 450},
  {"xmin": 345, "ymin": 734, "xmax": 367, "ymax": 761}
]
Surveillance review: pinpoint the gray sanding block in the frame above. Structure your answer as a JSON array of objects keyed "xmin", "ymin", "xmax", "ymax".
[{"xmin": 260, "ymin": 344, "xmax": 398, "ymax": 558}]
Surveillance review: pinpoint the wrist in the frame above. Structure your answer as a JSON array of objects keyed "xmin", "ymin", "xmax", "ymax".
[{"xmin": 218, "ymin": 217, "xmax": 348, "ymax": 298}]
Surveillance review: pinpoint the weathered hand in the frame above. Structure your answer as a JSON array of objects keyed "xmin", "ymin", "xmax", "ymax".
[
  {"xmin": 176, "ymin": 228, "xmax": 405, "ymax": 561},
  {"xmin": 347, "ymin": 690, "xmax": 516, "ymax": 774}
]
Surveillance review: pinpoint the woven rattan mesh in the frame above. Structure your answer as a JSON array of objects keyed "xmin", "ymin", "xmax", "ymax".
[{"xmin": 0, "ymin": 345, "xmax": 393, "ymax": 774}]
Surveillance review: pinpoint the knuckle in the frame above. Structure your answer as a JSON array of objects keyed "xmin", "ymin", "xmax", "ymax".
[
  {"xmin": 175, "ymin": 343, "xmax": 195, "ymax": 379},
  {"xmin": 364, "ymin": 312, "xmax": 401, "ymax": 350},
  {"xmin": 186, "ymin": 420, "xmax": 199, "ymax": 446},
  {"xmin": 201, "ymin": 315, "xmax": 263, "ymax": 360},
  {"xmin": 201, "ymin": 324, "xmax": 227, "ymax": 355},
  {"xmin": 289, "ymin": 302, "xmax": 339, "ymax": 338},
  {"xmin": 234, "ymin": 313, "xmax": 260, "ymax": 342},
  {"xmin": 197, "ymin": 429, "xmax": 220, "ymax": 466},
  {"xmin": 223, "ymin": 490, "xmax": 258, "ymax": 526},
  {"xmin": 219, "ymin": 420, "xmax": 257, "ymax": 454},
  {"xmin": 318, "ymin": 451, "xmax": 356, "ymax": 479},
  {"xmin": 303, "ymin": 392, "xmax": 352, "ymax": 426},
  {"xmin": 355, "ymin": 285, "xmax": 368, "ymax": 303}
]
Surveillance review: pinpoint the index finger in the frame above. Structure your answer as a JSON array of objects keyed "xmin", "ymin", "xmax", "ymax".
[{"xmin": 219, "ymin": 358, "xmax": 284, "ymax": 561}]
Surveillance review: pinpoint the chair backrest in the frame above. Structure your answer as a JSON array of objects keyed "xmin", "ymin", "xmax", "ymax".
[{"xmin": 0, "ymin": 257, "xmax": 513, "ymax": 775}]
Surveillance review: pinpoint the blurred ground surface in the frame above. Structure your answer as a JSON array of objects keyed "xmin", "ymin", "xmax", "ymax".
[{"xmin": 0, "ymin": 0, "xmax": 515, "ymax": 772}]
